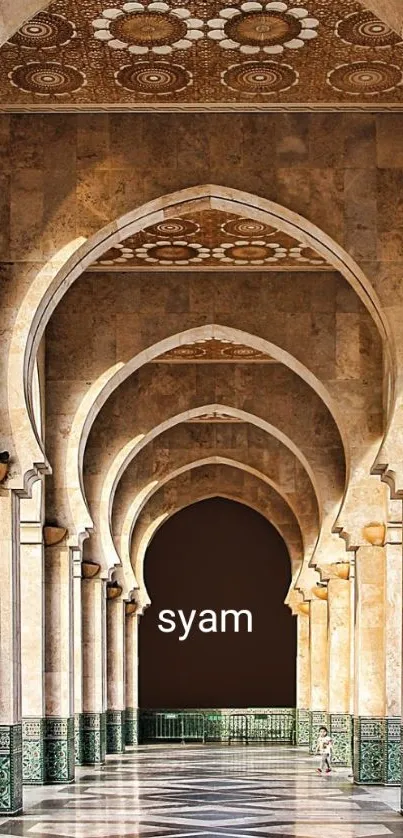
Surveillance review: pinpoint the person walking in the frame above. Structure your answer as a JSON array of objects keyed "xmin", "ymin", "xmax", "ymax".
[{"xmin": 315, "ymin": 725, "xmax": 332, "ymax": 774}]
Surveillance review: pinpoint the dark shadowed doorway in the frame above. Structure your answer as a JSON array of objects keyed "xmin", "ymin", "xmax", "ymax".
[{"xmin": 139, "ymin": 497, "xmax": 296, "ymax": 708}]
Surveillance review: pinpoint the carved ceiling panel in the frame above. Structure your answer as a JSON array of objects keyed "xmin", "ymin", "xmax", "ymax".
[
  {"xmin": 1, "ymin": 0, "xmax": 403, "ymax": 108},
  {"xmin": 90, "ymin": 208, "xmax": 328, "ymax": 269}
]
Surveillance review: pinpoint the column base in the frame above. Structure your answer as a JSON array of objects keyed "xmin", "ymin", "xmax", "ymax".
[
  {"xmin": 329, "ymin": 713, "xmax": 352, "ymax": 767},
  {"xmin": 75, "ymin": 715, "xmax": 83, "ymax": 766},
  {"xmin": 44, "ymin": 717, "xmax": 75, "ymax": 784},
  {"xmin": 296, "ymin": 709, "xmax": 310, "ymax": 746},
  {"xmin": 22, "ymin": 719, "xmax": 45, "ymax": 784},
  {"xmin": 309, "ymin": 711, "xmax": 329, "ymax": 755},
  {"xmin": 0, "ymin": 724, "xmax": 22, "ymax": 816},
  {"xmin": 106, "ymin": 710, "xmax": 125, "ymax": 754},
  {"xmin": 82, "ymin": 713, "xmax": 106, "ymax": 765},
  {"xmin": 353, "ymin": 716, "xmax": 401, "ymax": 785},
  {"xmin": 124, "ymin": 709, "xmax": 138, "ymax": 746}
]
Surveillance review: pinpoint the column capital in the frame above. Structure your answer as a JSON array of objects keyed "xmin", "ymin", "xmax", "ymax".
[{"xmin": 82, "ymin": 560, "xmax": 101, "ymax": 579}]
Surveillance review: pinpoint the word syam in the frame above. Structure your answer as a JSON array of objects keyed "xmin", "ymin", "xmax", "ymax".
[{"xmin": 158, "ymin": 608, "xmax": 253, "ymax": 641}]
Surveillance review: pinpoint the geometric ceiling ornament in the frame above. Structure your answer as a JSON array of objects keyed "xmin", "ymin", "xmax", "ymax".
[
  {"xmin": 207, "ymin": 3, "xmax": 319, "ymax": 55},
  {"xmin": 153, "ymin": 337, "xmax": 277, "ymax": 362},
  {"xmin": 3, "ymin": 0, "xmax": 403, "ymax": 109},
  {"xmin": 90, "ymin": 208, "xmax": 328, "ymax": 270}
]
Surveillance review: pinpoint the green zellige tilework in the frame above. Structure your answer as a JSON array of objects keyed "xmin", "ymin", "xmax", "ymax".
[
  {"xmin": 44, "ymin": 717, "xmax": 75, "ymax": 784},
  {"xmin": 22, "ymin": 718, "xmax": 45, "ymax": 784},
  {"xmin": 0, "ymin": 724, "xmax": 23, "ymax": 815}
]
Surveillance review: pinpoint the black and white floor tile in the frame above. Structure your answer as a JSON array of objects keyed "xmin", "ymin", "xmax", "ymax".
[{"xmin": 1, "ymin": 746, "xmax": 403, "ymax": 838}]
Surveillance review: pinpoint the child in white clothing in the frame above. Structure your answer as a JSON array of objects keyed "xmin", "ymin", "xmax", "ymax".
[{"xmin": 315, "ymin": 726, "xmax": 332, "ymax": 774}]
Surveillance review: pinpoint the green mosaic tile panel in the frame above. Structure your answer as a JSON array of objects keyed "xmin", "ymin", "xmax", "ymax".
[
  {"xmin": 44, "ymin": 717, "xmax": 75, "ymax": 784},
  {"xmin": 309, "ymin": 711, "xmax": 329, "ymax": 755},
  {"xmin": 125, "ymin": 708, "xmax": 138, "ymax": 746},
  {"xmin": 353, "ymin": 717, "xmax": 386, "ymax": 784},
  {"xmin": 82, "ymin": 713, "xmax": 106, "ymax": 765},
  {"xmin": 386, "ymin": 717, "xmax": 401, "ymax": 786},
  {"xmin": 296, "ymin": 709, "xmax": 310, "ymax": 747},
  {"xmin": 0, "ymin": 724, "xmax": 23, "ymax": 815},
  {"xmin": 329, "ymin": 713, "xmax": 352, "ymax": 767},
  {"xmin": 75, "ymin": 714, "xmax": 83, "ymax": 766},
  {"xmin": 22, "ymin": 718, "xmax": 45, "ymax": 784},
  {"xmin": 106, "ymin": 710, "xmax": 124, "ymax": 754}
]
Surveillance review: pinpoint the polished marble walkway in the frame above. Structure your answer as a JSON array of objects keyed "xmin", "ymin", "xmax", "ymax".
[{"xmin": 2, "ymin": 746, "xmax": 403, "ymax": 838}]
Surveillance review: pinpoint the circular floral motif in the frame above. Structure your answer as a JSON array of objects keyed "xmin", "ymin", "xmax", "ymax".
[
  {"xmin": 288, "ymin": 245, "xmax": 324, "ymax": 264},
  {"xmin": 221, "ymin": 217, "xmax": 278, "ymax": 237},
  {"xmin": 93, "ymin": 2, "xmax": 204, "ymax": 54},
  {"xmin": 135, "ymin": 240, "xmax": 210, "ymax": 264},
  {"xmin": 146, "ymin": 218, "xmax": 199, "ymax": 236},
  {"xmin": 212, "ymin": 239, "xmax": 287, "ymax": 264},
  {"xmin": 207, "ymin": 2, "xmax": 319, "ymax": 54},
  {"xmin": 97, "ymin": 243, "xmax": 135, "ymax": 265},
  {"xmin": 115, "ymin": 61, "xmax": 191, "ymax": 92},
  {"xmin": 222, "ymin": 60, "xmax": 298, "ymax": 93},
  {"xmin": 328, "ymin": 61, "xmax": 403, "ymax": 95},
  {"xmin": 336, "ymin": 11, "xmax": 402, "ymax": 48},
  {"xmin": 9, "ymin": 62, "xmax": 85, "ymax": 96},
  {"xmin": 9, "ymin": 12, "xmax": 76, "ymax": 48}
]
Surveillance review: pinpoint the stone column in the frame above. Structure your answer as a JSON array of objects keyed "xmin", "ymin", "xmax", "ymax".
[
  {"xmin": 44, "ymin": 538, "xmax": 75, "ymax": 783},
  {"xmin": 309, "ymin": 592, "xmax": 329, "ymax": 752},
  {"xmin": 384, "ymin": 518, "xmax": 402, "ymax": 786},
  {"xmin": 106, "ymin": 584, "xmax": 125, "ymax": 753},
  {"xmin": 0, "ymin": 492, "xmax": 23, "ymax": 815},
  {"xmin": 125, "ymin": 604, "xmax": 139, "ymax": 746},
  {"xmin": 353, "ymin": 540, "xmax": 386, "ymax": 784},
  {"xmin": 296, "ymin": 607, "xmax": 310, "ymax": 746},
  {"xmin": 328, "ymin": 566, "xmax": 352, "ymax": 766},
  {"xmin": 81, "ymin": 562, "xmax": 106, "ymax": 764},
  {"xmin": 20, "ymin": 522, "xmax": 45, "ymax": 784},
  {"xmin": 73, "ymin": 555, "xmax": 83, "ymax": 765}
]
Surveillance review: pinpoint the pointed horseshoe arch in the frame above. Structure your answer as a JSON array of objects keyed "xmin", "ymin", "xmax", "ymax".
[{"xmin": 8, "ymin": 185, "xmax": 393, "ymax": 497}]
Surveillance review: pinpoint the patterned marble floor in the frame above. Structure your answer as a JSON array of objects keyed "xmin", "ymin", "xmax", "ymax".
[{"xmin": 1, "ymin": 745, "xmax": 403, "ymax": 838}]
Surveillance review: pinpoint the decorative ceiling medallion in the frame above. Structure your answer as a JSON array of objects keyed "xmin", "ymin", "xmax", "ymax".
[
  {"xmin": 115, "ymin": 61, "xmax": 192, "ymax": 93},
  {"xmin": 336, "ymin": 10, "xmax": 402, "ymax": 48},
  {"xmin": 328, "ymin": 60, "xmax": 403, "ymax": 95},
  {"xmin": 146, "ymin": 218, "xmax": 199, "ymax": 236},
  {"xmin": 222, "ymin": 60, "xmax": 298, "ymax": 93},
  {"xmin": 207, "ymin": 2, "xmax": 319, "ymax": 54},
  {"xmin": 155, "ymin": 338, "xmax": 275, "ymax": 363},
  {"xmin": 136, "ymin": 240, "xmax": 210, "ymax": 264},
  {"xmin": 9, "ymin": 12, "xmax": 76, "ymax": 49},
  {"xmin": 97, "ymin": 243, "xmax": 135, "ymax": 265},
  {"xmin": 93, "ymin": 2, "xmax": 203, "ymax": 54},
  {"xmin": 212, "ymin": 238, "xmax": 288, "ymax": 264},
  {"xmin": 221, "ymin": 217, "xmax": 276, "ymax": 237},
  {"xmin": 9, "ymin": 62, "xmax": 86, "ymax": 95}
]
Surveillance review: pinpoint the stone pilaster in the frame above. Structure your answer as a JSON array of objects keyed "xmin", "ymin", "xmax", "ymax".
[
  {"xmin": 309, "ymin": 596, "xmax": 328, "ymax": 753},
  {"xmin": 0, "ymin": 493, "xmax": 23, "ymax": 815},
  {"xmin": 106, "ymin": 587, "xmax": 125, "ymax": 754},
  {"xmin": 328, "ymin": 572, "xmax": 352, "ymax": 766},
  {"xmin": 20, "ymin": 522, "xmax": 46, "ymax": 784},
  {"xmin": 296, "ymin": 610, "xmax": 310, "ymax": 746},
  {"xmin": 82, "ymin": 568, "xmax": 107, "ymax": 765},
  {"xmin": 353, "ymin": 544, "xmax": 386, "ymax": 784},
  {"xmin": 125, "ymin": 605, "xmax": 138, "ymax": 746},
  {"xmin": 384, "ymin": 521, "xmax": 402, "ymax": 786},
  {"xmin": 44, "ymin": 541, "xmax": 75, "ymax": 783},
  {"xmin": 73, "ymin": 555, "xmax": 83, "ymax": 765}
]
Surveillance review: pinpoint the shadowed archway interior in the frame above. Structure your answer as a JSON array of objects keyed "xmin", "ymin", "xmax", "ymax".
[{"xmin": 139, "ymin": 497, "xmax": 296, "ymax": 709}]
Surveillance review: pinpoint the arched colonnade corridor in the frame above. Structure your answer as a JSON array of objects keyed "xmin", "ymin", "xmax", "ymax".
[{"xmin": 2, "ymin": 0, "xmax": 403, "ymax": 829}]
